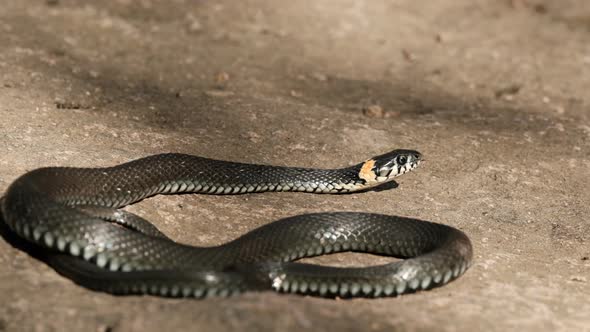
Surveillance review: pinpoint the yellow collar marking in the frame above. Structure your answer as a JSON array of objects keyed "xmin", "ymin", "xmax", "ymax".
[{"xmin": 358, "ymin": 159, "xmax": 378, "ymax": 183}]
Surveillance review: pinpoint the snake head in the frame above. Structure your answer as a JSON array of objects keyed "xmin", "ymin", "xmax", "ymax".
[{"xmin": 358, "ymin": 149, "xmax": 422, "ymax": 184}]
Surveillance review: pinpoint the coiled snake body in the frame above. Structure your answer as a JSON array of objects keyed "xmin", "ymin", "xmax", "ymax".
[{"xmin": 1, "ymin": 149, "xmax": 472, "ymax": 298}]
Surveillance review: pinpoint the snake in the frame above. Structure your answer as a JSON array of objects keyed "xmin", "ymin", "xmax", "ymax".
[{"xmin": 0, "ymin": 149, "xmax": 472, "ymax": 298}]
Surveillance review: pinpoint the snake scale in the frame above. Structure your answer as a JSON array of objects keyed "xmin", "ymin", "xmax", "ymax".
[{"xmin": 0, "ymin": 149, "xmax": 472, "ymax": 298}]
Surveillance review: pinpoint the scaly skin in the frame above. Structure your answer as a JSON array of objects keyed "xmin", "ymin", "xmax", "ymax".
[{"xmin": 0, "ymin": 150, "xmax": 472, "ymax": 298}]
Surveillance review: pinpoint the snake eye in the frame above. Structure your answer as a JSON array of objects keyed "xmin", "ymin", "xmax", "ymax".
[{"xmin": 397, "ymin": 155, "xmax": 408, "ymax": 165}]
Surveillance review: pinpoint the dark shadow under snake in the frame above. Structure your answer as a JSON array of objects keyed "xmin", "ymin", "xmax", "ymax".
[{"xmin": 0, "ymin": 149, "xmax": 472, "ymax": 298}]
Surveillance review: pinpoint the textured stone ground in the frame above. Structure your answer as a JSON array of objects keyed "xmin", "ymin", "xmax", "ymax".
[{"xmin": 0, "ymin": 1, "xmax": 589, "ymax": 331}]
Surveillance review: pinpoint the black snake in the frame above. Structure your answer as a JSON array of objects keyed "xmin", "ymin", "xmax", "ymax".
[{"xmin": 0, "ymin": 149, "xmax": 472, "ymax": 298}]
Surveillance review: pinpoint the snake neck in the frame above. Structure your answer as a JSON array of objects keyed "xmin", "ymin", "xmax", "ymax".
[
  {"xmin": 145, "ymin": 156, "xmax": 371, "ymax": 196},
  {"xmin": 105, "ymin": 154, "xmax": 374, "ymax": 198}
]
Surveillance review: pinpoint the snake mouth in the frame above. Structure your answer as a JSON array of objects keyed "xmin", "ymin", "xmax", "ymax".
[
  {"xmin": 373, "ymin": 161, "xmax": 420, "ymax": 182},
  {"xmin": 396, "ymin": 161, "xmax": 420, "ymax": 177},
  {"xmin": 396, "ymin": 157, "xmax": 422, "ymax": 176}
]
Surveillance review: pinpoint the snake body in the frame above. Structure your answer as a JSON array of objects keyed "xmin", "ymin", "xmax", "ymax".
[{"xmin": 1, "ymin": 150, "xmax": 472, "ymax": 298}]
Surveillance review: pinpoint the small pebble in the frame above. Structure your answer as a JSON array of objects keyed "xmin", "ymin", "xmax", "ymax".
[
  {"xmin": 571, "ymin": 276, "xmax": 587, "ymax": 282},
  {"xmin": 495, "ymin": 84, "xmax": 521, "ymax": 98},
  {"xmin": 188, "ymin": 19, "xmax": 202, "ymax": 32},
  {"xmin": 312, "ymin": 73, "xmax": 327, "ymax": 81},
  {"xmin": 401, "ymin": 49, "xmax": 415, "ymax": 62},
  {"xmin": 204, "ymin": 90, "xmax": 234, "ymax": 97},
  {"xmin": 533, "ymin": 4, "xmax": 547, "ymax": 14},
  {"xmin": 216, "ymin": 72, "xmax": 230, "ymax": 84},
  {"xmin": 363, "ymin": 105, "xmax": 384, "ymax": 118}
]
